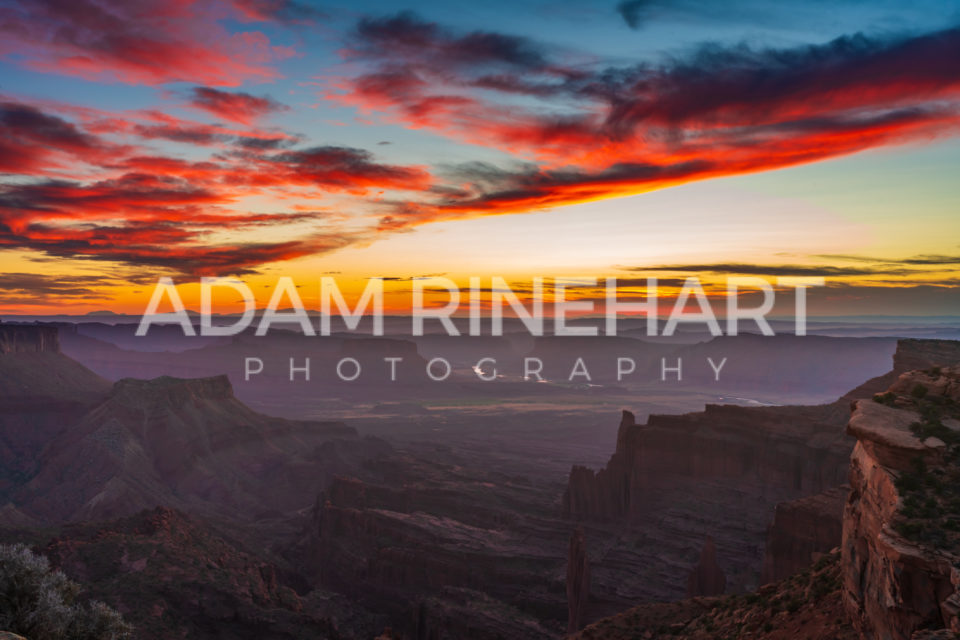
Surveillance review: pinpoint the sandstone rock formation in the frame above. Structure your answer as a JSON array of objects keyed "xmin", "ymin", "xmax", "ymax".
[
  {"xmin": 569, "ymin": 551, "xmax": 857, "ymax": 640},
  {"xmin": 0, "ymin": 323, "xmax": 59, "ymax": 353},
  {"xmin": 0, "ymin": 324, "xmax": 111, "ymax": 512},
  {"xmin": 8, "ymin": 371, "xmax": 376, "ymax": 524},
  {"xmin": 761, "ymin": 486, "xmax": 848, "ymax": 584},
  {"xmin": 563, "ymin": 402, "xmax": 852, "ymax": 596},
  {"xmin": 564, "ymin": 404, "xmax": 853, "ymax": 522},
  {"xmin": 0, "ymin": 324, "xmax": 110, "ymax": 404},
  {"xmin": 567, "ymin": 527, "xmax": 590, "ymax": 633},
  {"xmin": 308, "ymin": 472, "xmax": 569, "ymax": 639},
  {"xmin": 686, "ymin": 536, "xmax": 726, "ymax": 597},
  {"xmin": 841, "ymin": 338, "xmax": 960, "ymax": 402},
  {"xmin": 842, "ymin": 366, "xmax": 960, "ymax": 639},
  {"xmin": 564, "ymin": 339, "xmax": 960, "ymax": 599}
]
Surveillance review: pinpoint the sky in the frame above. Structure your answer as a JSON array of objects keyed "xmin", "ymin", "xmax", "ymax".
[{"xmin": 0, "ymin": 0, "xmax": 959, "ymax": 316}]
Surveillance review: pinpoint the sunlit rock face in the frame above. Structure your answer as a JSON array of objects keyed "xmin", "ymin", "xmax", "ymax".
[{"xmin": 842, "ymin": 366, "xmax": 960, "ymax": 640}]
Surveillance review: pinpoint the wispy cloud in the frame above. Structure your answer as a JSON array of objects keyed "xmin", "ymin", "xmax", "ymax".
[
  {"xmin": 331, "ymin": 14, "xmax": 960, "ymax": 228},
  {"xmin": 815, "ymin": 253, "xmax": 960, "ymax": 266},
  {"xmin": 188, "ymin": 87, "xmax": 289, "ymax": 125},
  {"xmin": 619, "ymin": 263, "xmax": 919, "ymax": 277},
  {"xmin": 0, "ymin": 99, "xmax": 424, "ymax": 275},
  {"xmin": 0, "ymin": 0, "xmax": 295, "ymax": 85}
]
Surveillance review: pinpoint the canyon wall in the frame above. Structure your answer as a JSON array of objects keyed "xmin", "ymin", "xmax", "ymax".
[
  {"xmin": 842, "ymin": 367, "xmax": 960, "ymax": 639},
  {"xmin": 307, "ymin": 474, "xmax": 569, "ymax": 639},
  {"xmin": 564, "ymin": 339, "xmax": 960, "ymax": 600},
  {"xmin": 567, "ymin": 528, "xmax": 590, "ymax": 633},
  {"xmin": 0, "ymin": 325, "xmax": 111, "ymax": 518},
  {"xmin": 8, "ymin": 369, "xmax": 372, "ymax": 525},
  {"xmin": 563, "ymin": 402, "xmax": 853, "ymax": 595},
  {"xmin": 564, "ymin": 403, "xmax": 853, "ymax": 522},
  {"xmin": 760, "ymin": 485, "xmax": 847, "ymax": 584},
  {"xmin": 0, "ymin": 323, "xmax": 60, "ymax": 353}
]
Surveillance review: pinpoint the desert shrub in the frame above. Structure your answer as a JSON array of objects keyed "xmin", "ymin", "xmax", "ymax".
[
  {"xmin": 873, "ymin": 391, "xmax": 896, "ymax": 406},
  {"xmin": 0, "ymin": 544, "xmax": 132, "ymax": 640}
]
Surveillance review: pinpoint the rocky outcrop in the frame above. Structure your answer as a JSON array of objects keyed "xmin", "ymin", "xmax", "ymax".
[
  {"xmin": 563, "ymin": 339, "xmax": 960, "ymax": 599},
  {"xmin": 841, "ymin": 338, "xmax": 960, "ymax": 402},
  {"xmin": 308, "ymin": 473, "xmax": 570, "ymax": 639},
  {"xmin": 9, "ymin": 373, "xmax": 369, "ymax": 524},
  {"xmin": 0, "ymin": 325, "xmax": 111, "ymax": 500},
  {"xmin": 564, "ymin": 410, "xmax": 638, "ymax": 520},
  {"xmin": 893, "ymin": 340, "xmax": 960, "ymax": 373},
  {"xmin": 563, "ymin": 403, "xmax": 852, "ymax": 595},
  {"xmin": 686, "ymin": 536, "xmax": 725, "ymax": 597},
  {"xmin": 570, "ymin": 551, "xmax": 857, "ymax": 640},
  {"xmin": 761, "ymin": 486, "xmax": 848, "ymax": 583},
  {"xmin": 842, "ymin": 367, "xmax": 960, "ymax": 639},
  {"xmin": 110, "ymin": 373, "xmax": 235, "ymax": 404},
  {"xmin": 567, "ymin": 528, "xmax": 590, "ymax": 633},
  {"xmin": 0, "ymin": 325, "xmax": 109, "ymax": 404},
  {"xmin": 0, "ymin": 323, "xmax": 59, "ymax": 353},
  {"xmin": 12, "ymin": 507, "xmax": 349, "ymax": 640},
  {"xmin": 564, "ymin": 404, "xmax": 853, "ymax": 522}
]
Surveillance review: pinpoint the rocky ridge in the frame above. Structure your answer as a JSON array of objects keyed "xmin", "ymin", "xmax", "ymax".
[
  {"xmin": 562, "ymin": 338, "xmax": 960, "ymax": 625},
  {"xmin": 0, "ymin": 507, "xmax": 363, "ymax": 640},
  {"xmin": 569, "ymin": 551, "xmax": 856, "ymax": 640},
  {"xmin": 566, "ymin": 343, "xmax": 960, "ymax": 640}
]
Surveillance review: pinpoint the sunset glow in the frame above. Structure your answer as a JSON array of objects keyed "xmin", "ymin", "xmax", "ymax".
[{"xmin": 1, "ymin": 1, "xmax": 959, "ymax": 315}]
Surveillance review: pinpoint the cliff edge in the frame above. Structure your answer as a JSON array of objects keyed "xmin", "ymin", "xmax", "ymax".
[{"xmin": 842, "ymin": 365, "xmax": 960, "ymax": 639}]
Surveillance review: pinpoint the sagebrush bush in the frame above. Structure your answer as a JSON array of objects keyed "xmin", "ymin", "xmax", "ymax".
[{"xmin": 0, "ymin": 544, "xmax": 131, "ymax": 640}]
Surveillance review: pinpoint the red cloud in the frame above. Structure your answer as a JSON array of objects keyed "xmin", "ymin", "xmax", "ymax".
[
  {"xmin": 0, "ymin": 101, "xmax": 129, "ymax": 173},
  {"xmin": 188, "ymin": 87, "xmax": 289, "ymax": 124},
  {"xmin": 4, "ymin": 13, "xmax": 960, "ymax": 278},
  {"xmin": 0, "ymin": 0, "xmax": 294, "ymax": 86},
  {"xmin": 0, "ymin": 170, "xmax": 362, "ymax": 275},
  {"xmin": 0, "ymin": 99, "xmax": 431, "ymax": 274},
  {"xmin": 331, "ymin": 18, "xmax": 960, "ymax": 229}
]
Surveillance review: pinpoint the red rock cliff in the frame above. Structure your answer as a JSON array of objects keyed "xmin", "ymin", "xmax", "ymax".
[
  {"xmin": 842, "ymin": 367, "xmax": 960, "ymax": 639},
  {"xmin": 0, "ymin": 323, "xmax": 60, "ymax": 353},
  {"xmin": 686, "ymin": 536, "xmax": 726, "ymax": 597},
  {"xmin": 567, "ymin": 527, "xmax": 590, "ymax": 633},
  {"xmin": 563, "ymin": 339, "xmax": 960, "ymax": 598},
  {"xmin": 760, "ymin": 485, "xmax": 848, "ymax": 584}
]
